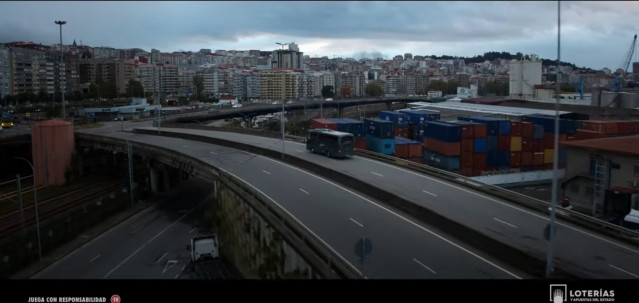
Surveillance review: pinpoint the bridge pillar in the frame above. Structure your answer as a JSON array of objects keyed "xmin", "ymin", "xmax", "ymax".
[
  {"xmin": 149, "ymin": 167, "xmax": 160, "ymax": 194},
  {"xmin": 163, "ymin": 168, "xmax": 171, "ymax": 191}
]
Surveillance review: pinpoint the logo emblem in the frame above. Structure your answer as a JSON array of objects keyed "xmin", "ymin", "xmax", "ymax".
[{"xmin": 550, "ymin": 284, "xmax": 567, "ymax": 303}]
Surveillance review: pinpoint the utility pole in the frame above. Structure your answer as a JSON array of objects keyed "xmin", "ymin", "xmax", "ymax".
[
  {"xmin": 55, "ymin": 20, "xmax": 67, "ymax": 119},
  {"xmin": 128, "ymin": 141, "xmax": 134, "ymax": 207}
]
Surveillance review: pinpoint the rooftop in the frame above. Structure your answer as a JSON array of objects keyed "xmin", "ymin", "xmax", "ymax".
[{"xmin": 560, "ymin": 135, "xmax": 639, "ymax": 157}]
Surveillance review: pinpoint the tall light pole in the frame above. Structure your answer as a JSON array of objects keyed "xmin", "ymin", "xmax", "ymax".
[
  {"xmin": 276, "ymin": 42, "xmax": 289, "ymax": 157},
  {"xmin": 546, "ymin": 0, "xmax": 560, "ymax": 279},
  {"xmin": 15, "ymin": 157, "xmax": 41, "ymax": 262},
  {"xmin": 55, "ymin": 20, "xmax": 67, "ymax": 119}
]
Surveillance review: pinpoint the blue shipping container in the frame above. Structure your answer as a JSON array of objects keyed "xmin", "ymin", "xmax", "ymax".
[
  {"xmin": 498, "ymin": 120, "xmax": 511, "ymax": 136},
  {"xmin": 364, "ymin": 118, "xmax": 394, "ymax": 139},
  {"xmin": 458, "ymin": 116, "xmax": 501, "ymax": 136},
  {"xmin": 522, "ymin": 114, "xmax": 579, "ymax": 135},
  {"xmin": 399, "ymin": 109, "xmax": 441, "ymax": 124},
  {"xmin": 327, "ymin": 118, "xmax": 366, "ymax": 137},
  {"xmin": 497, "ymin": 150, "xmax": 510, "ymax": 166},
  {"xmin": 485, "ymin": 136, "xmax": 498, "ymax": 151},
  {"xmin": 366, "ymin": 135, "xmax": 395, "ymax": 155},
  {"xmin": 424, "ymin": 121, "xmax": 461, "ymax": 142},
  {"xmin": 379, "ymin": 111, "xmax": 410, "ymax": 127},
  {"xmin": 486, "ymin": 151, "xmax": 499, "ymax": 166},
  {"xmin": 533, "ymin": 124, "xmax": 545, "ymax": 140},
  {"xmin": 474, "ymin": 138, "xmax": 486, "ymax": 153},
  {"xmin": 422, "ymin": 151, "xmax": 460, "ymax": 171}
]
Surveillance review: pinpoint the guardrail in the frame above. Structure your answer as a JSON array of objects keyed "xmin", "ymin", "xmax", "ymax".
[
  {"xmin": 353, "ymin": 148, "xmax": 639, "ymax": 243},
  {"xmin": 77, "ymin": 133, "xmax": 361, "ymax": 279}
]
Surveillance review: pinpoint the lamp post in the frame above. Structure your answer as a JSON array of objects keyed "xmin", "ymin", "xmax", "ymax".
[
  {"xmin": 276, "ymin": 42, "xmax": 289, "ymax": 157},
  {"xmin": 55, "ymin": 20, "xmax": 67, "ymax": 119},
  {"xmin": 15, "ymin": 157, "xmax": 41, "ymax": 262}
]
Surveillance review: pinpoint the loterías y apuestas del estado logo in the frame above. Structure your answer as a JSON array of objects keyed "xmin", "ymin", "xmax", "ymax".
[{"xmin": 550, "ymin": 284, "xmax": 615, "ymax": 303}]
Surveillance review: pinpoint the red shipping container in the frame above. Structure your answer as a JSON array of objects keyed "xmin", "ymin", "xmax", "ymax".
[
  {"xmin": 395, "ymin": 126, "xmax": 409, "ymax": 138},
  {"xmin": 473, "ymin": 153, "xmax": 487, "ymax": 169},
  {"xmin": 424, "ymin": 138, "xmax": 460, "ymax": 156},
  {"xmin": 460, "ymin": 167, "xmax": 474, "ymax": 177},
  {"xmin": 532, "ymin": 140, "xmax": 544, "ymax": 152},
  {"xmin": 474, "ymin": 124, "xmax": 487, "ymax": 138},
  {"xmin": 580, "ymin": 121, "xmax": 618, "ymax": 134},
  {"xmin": 617, "ymin": 121, "xmax": 639, "ymax": 134},
  {"xmin": 521, "ymin": 152, "xmax": 533, "ymax": 167},
  {"xmin": 395, "ymin": 144, "xmax": 410, "ymax": 158},
  {"xmin": 510, "ymin": 121, "xmax": 522, "ymax": 136},
  {"xmin": 542, "ymin": 133, "xmax": 566, "ymax": 148},
  {"xmin": 521, "ymin": 121, "xmax": 534, "ymax": 138},
  {"xmin": 510, "ymin": 152, "xmax": 521, "ymax": 167},
  {"xmin": 461, "ymin": 151, "xmax": 473, "ymax": 168},
  {"xmin": 498, "ymin": 135, "xmax": 510, "ymax": 150},
  {"xmin": 521, "ymin": 138, "xmax": 533, "ymax": 152},
  {"xmin": 460, "ymin": 125, "xmax": 475, "ymax": 139},
  {"xmin": 311, "ymin": 118, "xmax": 338, "ymax": 130},
  {"xmin": 533, "ymin": 152, "xmax": 544, "ymax": 166},
  {"xmin": 461, "ymin": 138, "xmax": 474, "ymax": 153},
  {"xmin": 355, "ymin": 137, "xmax": 366, "ymax": 149},
  {"xmin": 575, "ymin": 129, "xmax": 606, "ymax": 140}
]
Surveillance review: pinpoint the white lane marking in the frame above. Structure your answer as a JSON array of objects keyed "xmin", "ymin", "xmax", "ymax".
[
  {"xmin": 493, "ymin": 218, "xmax": 518, "ymax": 229},
  {"xmin": 104, "ymin": 202, "xmax": 201, "ymax": 278},
  {"xmin": 357, "ymin": 156, "xmax": 639, "ymax": 255},
  {"xmin": 413, "ymin": 258, "xmax": 436, "ymax": 274},
  {"xmin": 217, "ymin": 166, "xmax": 363, "ymax": 277},
  {"xmin": 609, "ymin": 264, "xmax": 639, "ymax": 278},
  {"xmin": 371, "ymin": 172, "xmax": 383, "ymax": 177},
  {"xmin": 189, "ymin": 227, "xmax": 197, "ymax": 234},
  {"xmin": 254, "ymin": 155, "xmax": 520, "ymax": 279},
  {"xmin": 175, "ymin": 264, "xmax": 187, "ymax": 279},
  {"xmin": 163, "ymin": 260, "xmax": 178, "ymax": 274},
  {"xmin": 262, "ymin": 170, "xmax": 272, "ymax": 175},
  {"xmin": 422, "ymin": 190, "xmax": 437, "ymax": 197},
  {"xmin": 155, "ymin": 252, "xmax": 168, "ymax": 264},
  {"xmin": 89, "ymin": 254, "xmax": 101, "ymax": 263},
  {"xmin": 209, "ymin": 151, "xmax": 218, "ymax": 155},
  {"xmin": 299, "ymin": 188, "xmax": 310, "ymax": 195},
  {"xmin": 349, "ymin": 218, "xmax": 364, "ymax": 228},
  {"xmin": 130, "ymin": 226, "xmax": 143, "ymax": 234}
]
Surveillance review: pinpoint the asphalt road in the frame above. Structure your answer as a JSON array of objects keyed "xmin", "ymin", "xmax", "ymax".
[
  {"xmin": 114, "ymin": 127, "xmax": 639, "ymax": 279},
  {"xmin": 32, "ymin": 178, "xmax": 227, "ymax": 279},
  {"xmin": 76, "ymin": 127, "xmax": 527, "ymax": 279}
]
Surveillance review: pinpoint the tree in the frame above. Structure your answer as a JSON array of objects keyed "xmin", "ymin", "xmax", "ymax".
[
  {"xmin": 365, "ymin": 81, "xmax": 384, "ymax": 97},
  {"xmin": 321, "ymin": 85, "xmax": 334, "ymax": 98},
  {"xmin": 193, "ymin": 75, "xmax": 205, "ymax": 102},
  {"xmin": 125, "ymin": 79, "xmax": 144, "ymax": 98}
]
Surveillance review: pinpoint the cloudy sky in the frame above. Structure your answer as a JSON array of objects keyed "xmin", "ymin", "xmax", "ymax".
[{"xmin": 0, "ymin": 1, "xmax": 637, "ymax": 70}]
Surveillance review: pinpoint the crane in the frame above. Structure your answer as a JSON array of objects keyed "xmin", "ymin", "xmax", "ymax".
[{"xmin": 613, "ymin": 34, "xmax": 637, "ymax": 92}]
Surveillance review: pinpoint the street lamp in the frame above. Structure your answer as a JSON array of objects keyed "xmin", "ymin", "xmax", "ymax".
[
  {"xmin": 55, "ymin": 20, "xmax": 67, "ymax": 119},
  {"xmin": 276, "ymin": 42, "xmax": 289, "ymax": 157},
  {"xmin": 15, "ymin": 157, "xmax": 41, "ymax": 262}
]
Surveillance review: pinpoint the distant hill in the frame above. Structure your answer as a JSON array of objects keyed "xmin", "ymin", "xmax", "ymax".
[{"xmin": 429, "ymin": 51, "xmax": 596, "ymax": 73}]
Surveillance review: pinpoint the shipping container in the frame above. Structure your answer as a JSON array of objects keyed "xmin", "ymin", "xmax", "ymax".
[
  {"xmin": 326, "ymin": 118, "xmax": 366, "ymax": 137},
  {"xmin": 498, "ymin": 135, "xmax": 511, "ymax": 150},
  {"xmin": 486, "ymin": 136, "xmax": 498, "ymax": 151},
  {"xmin": 474, "ymin": 138, "xmax": 486, "ymax": 153},
  {"xmin": 521, "ymin": 138, "xmax": 532, "ymax": 152},
  {"xmin": 395, "ymin": 137, "xmax": 423, "ymax": 158},
  {"xmin": 445, "ymin": 120, "xmax": 482, "ymax": 139},
  {"xmin": 474, "ymin": 124, "xmax": 487, "ymax": 138},
  {"xmin": 424, "ymin": 137, "xmax": 461, "ymax": 156},
  {"xmin": 559, "ymin": 112, "xmax": 589, "ymax": 120},
  {"xmin": 364, "ymin": 118, "xmax": 395, "ymax": 139},
  {"xmin": 399, "ymin": 109, "xmax": 441, "ymax": 123},
  {"xmin": 543, "ymin": 149, "xmax": 554, "ymax": 164},
  {"xmin": 510, "ymin": 152, "xmax": 521, "ymax": 167},
  {"xmin": 521, "ymin": 121, "xmax": 534, "ymax": 138},
  {"xmin": 510, "ymin": 136, "xmax": 522, "ymax": 152},
  {"xmin": 394, "ymin": 126, "xmax": 409, "ymax": 138},
  {"xmin": 533, "ymin": 152, "xmax": 544, "ymax": 166},
  {"xmin": 366, "ymin": 135, "xmax": 395, "ymax": 155},
  {"xmin": 497, "ymin": 150, "xmax": 510, "ymax": 166},
  {"xmin": 472, "ymin": 168, "xmax": 484, "ymax": 176},
  {"xmin": 473, "ymin": 153, "xmax": 487, "ymax": 169},
  {"xmin": 379, "ymin": 111, "xmax": 410, "ymax": 127},
  {"xmin": 558, "ymin": 148, "xmax": 567, "ymax": 163},
  {"xmin": 574, "ymin": 129, "xmax": 606, "ymax": 140},
  {"xmin": 424, "ymin": 121, "xmax": 461, "ymax": 142},
  {"xmin": 533, "ymin": 124, "xmax": 545, "ymax": 139},
  {"xmin": 521, "ymin": 152, "xmax": 533, "ymax": 167},
  {"xmin": 311, "ymin": 118, "xmax": 338, "ymax": 130},
  {"xmin": 532, "ymin": 140, "xmax": 544, "ymax": 152},
  {"xmin": 355, "ymin": 137, "xmax": 366, "ymax": 149},
  {"xmin": 423, "ymin": 150, "xmax": 460, "ymax": 171},
  {"xmin": 409, "ymin": 123, "xmax": 425, "ymax": 141},
  {"xmin": 522, "ymin": 114, "xmax": 580, "ymax": 135},
  {"xmin": 461, "ymin": 138, "xmax": 474, "ymax": 153},
  {"xmin": 510, "ymin": 121, "xmax": 522, "ymax": 136},
  {"xmin": 486, "ymin": 151, "xmax": 499, "ymax": 166},
  {"xmin": 460, "ymin": 167, "xmax": 474, "ymax": 177},
  {"xmin": 461, "ymin": 151, "xmax": 474, "ymax": 168},
  {"xmin": 458, "ymin": 116, "xmax": 500, "ymax": 136},
  {"xmin": 498, "ymin": 120, "xmax": 511, "ymax": 135}
]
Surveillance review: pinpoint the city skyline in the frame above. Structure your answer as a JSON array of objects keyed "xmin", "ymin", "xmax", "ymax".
[{"xmin": 0, "ymin": 1, "xmax": 637, "ymax": 70}]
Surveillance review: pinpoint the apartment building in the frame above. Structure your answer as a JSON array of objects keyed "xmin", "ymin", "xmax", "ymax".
[{"xmin": 260, "ymin": 69, "xmax": 301, "ymax": 100}]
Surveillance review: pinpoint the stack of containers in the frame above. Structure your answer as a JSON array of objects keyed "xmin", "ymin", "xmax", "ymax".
[
  {"xmin": 394, "ymin": 137, "xmax": 423, "ymax": 163},
  {"xmin": 364, "ymin": 118, "xmax": 395, "ymax": 155},
  {"xmin": 379, "ymin": 111, "xmax": 410, "ymax": 138},
  {"xmin": 310, "ymin": 118, "xmax": 338, "ymax": 130},
  {"xmin": 532, "ymin": 123, "xmax": 545, "ymax": 170},
  {"xmin": 399, "ymin": 109, "xmax": 441, "ymax": 142},
  {"xmin": 509, "ymin": 121, "xmax": 522, "ymax": 171},
  {"xmin": 458, "ymin": 116, "xmax": 502, "ymax": 171},
  {"xmin": 326, "ymin": 118, "xmax": 366, "ymax": 149},
  {"xmin": 519, "ymin": 121, "xmax": 534, "ymax": 171},
  {"xmin": 446, "ymin": 120, "xmax": 483, "ymax": 176},
  {"xmin": 422, "ymin": 121, "xmax": 461, "ymax": 172},
  {"xmin": 576, "ymin": 120, "xmax": 639, "ymax": 139},
  {"xmin": 522, "ymin": 114, "xmax": 580, "ymax": 169}
]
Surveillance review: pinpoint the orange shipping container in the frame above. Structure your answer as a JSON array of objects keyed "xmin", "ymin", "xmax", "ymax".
[
  {"xmin": 424, "ymin": 138, "xmax": 460, "ymax": 156},
  {"xmin": 533, "ymin": 152, "xmax": 544, "ymax": 166},
  {"xmin": 461, "ymin": 151, "xmax": 473, "ymax": 168},
  {"xmin": 510, "ymin": 152, "xmax": 521, "ymax": 167},
  {"xmin": 461, "ymin": 138, "xmax": 474, "ymax": 153},
  {"xmin": 521, "ymin": 138, "xmax": 533, "ymax": 152},
  {"xmin": 510, "ymin": 121, "xmax": 522, "ymax": 136},
  {"xmin": 355, "ymin": 137, "xmax": 366, "ymax": 149},
  {"xmin": 521, "ymin": 121, "xmax": 534, "ymax": 138},
  {"xmin": 311, "ymin": 118, "xmax": 338, "ymax": 130},
  {"xmin": 474, "ymin": 124, "xmax": 487, "ymax": 138},
  {"xmin": 521, "ymin": 152, "xmax": 533, "ymax": 167},
  {"xmin": 460, "ymin": 167, "xmax": 474, "ymax": 177},
  {"xmin": 473, "ymin": 153, "xmax": 487, "ymax": 169}
]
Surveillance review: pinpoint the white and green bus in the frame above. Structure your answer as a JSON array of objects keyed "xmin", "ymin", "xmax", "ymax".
[{"xmin": 306, "ymin": 128, "xmax": 355, "ymax": 158}]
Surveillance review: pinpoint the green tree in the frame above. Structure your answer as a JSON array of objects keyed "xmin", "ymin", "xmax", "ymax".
[
  {"xmin": 125, "ymin": 79, "xmax": 145, "ymax": 98},
  {"xmin": 428, "ymin": 80, "xmax": 446, "ymax": 93},
  {"xmin": 365, "ymin": 81, "xmax": 384, "ymax": 97},
  {"xmin": 446, "ymin": 80, "xmax": 460, "ymax": 95},
  {"xmin": 193, "ymin": 75, "xmax": 205, "ymax": 102},
  {"xmin": 321, "ymin": 85, "xmax": 334, "ymax": 98}
]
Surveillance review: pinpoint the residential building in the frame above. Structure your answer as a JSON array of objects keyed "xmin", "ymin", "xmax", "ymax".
[
  {"xmin": 259, "ymin": 69, "xmax": 301, "ymax": 100},
  {"xmin": 0, "ymin": 45, "xmax": 9, "ymax": 98}
]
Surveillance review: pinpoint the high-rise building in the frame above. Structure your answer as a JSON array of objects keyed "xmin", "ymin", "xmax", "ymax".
[
  {"xmin": 80, "ymin": 58, "xmax": 135, "ymax": 95},
  {"xmin": 0, "ymin": 45, "xmax": 10, "ymax": 99},
  {"xmin": 272, "ymin": 43, "xmax": 303, "ymax": 69},
  {"xmin": 260, "ymin": 69, "xmax": 301, "ymax": 100}
]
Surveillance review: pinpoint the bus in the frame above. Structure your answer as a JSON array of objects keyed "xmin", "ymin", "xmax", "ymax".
[
  {"xmin": 306, "ymin": 128, "xmax": 355, "ymax": 158},
  {"xmin": 1, "ymin": 112, "xmax": 13, "ymax": 128}
]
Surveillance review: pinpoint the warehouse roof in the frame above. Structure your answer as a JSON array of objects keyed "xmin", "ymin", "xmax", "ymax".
[{"xmin": 560, "ymin": 135, "xmax": 639, "ymax": 157}]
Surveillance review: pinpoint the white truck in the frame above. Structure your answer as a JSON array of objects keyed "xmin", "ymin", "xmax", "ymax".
[{"xmin": 187, "ymin": 234, "xmax": 220, "ymax": 262}]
